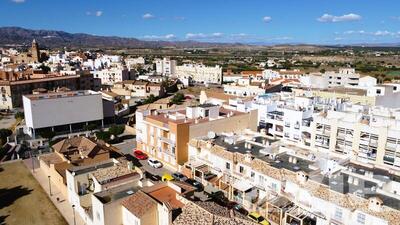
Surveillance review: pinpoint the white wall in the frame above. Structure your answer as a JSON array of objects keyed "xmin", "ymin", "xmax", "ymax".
[{"xmin": 23, "ymin": 91, "xmax": 104, "ymax": 129}]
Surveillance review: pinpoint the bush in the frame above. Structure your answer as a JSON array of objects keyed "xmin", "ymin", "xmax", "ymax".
[
  {"xmin": 39, "ymin": 130, "xmax": 56, "ymax": 140},
  {"xmin": 95, "ymin": 130, "xmax": 111, "ymax": 142},
  {"xmin": 143, "ymin": 94, "xmax": 157, "ymax": 104},
  {"xmin": 84, "ymin": 123, "xmax": 97, "ymax": 132},
  {"xmin": 108, "ymin": 125, "xmax": 125, "ymax": 136},
  {"xmin": 170, "ymin": 93, "xmax": 185, "ymax": 105},
  {"xmin": 15, "ymin": 112, "xmax": 24, "ymax": 120},
  {"xmin": 0, "ymin": 129, "xmax": 12, "ymax": 145}
]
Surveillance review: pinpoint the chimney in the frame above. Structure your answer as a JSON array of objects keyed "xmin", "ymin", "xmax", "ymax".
[
  {"xmin": 368, "ymin": 197, "xmax": 383, "ymax": 212},
  {"xmin": 245, "ymin": 150, "xmax": 252, "ymax": 162}
]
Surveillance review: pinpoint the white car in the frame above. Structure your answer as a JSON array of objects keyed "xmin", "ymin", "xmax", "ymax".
[{"xmin": 147, "ymin": 158, "xmax": 163, "ymax": 168}]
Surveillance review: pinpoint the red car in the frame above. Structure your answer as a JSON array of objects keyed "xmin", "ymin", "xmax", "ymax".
[{"xmin": 133, "ymin": 150, "xmax": 148, "ymax": 160}]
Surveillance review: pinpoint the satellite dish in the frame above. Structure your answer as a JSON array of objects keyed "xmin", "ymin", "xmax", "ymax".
[{"xmin": 207, "ymin": 131, "xmax": 216, "ymax": 139}]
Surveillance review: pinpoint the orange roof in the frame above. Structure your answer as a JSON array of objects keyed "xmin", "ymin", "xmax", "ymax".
[
  {"xmin": 241, "ymin": 70, "xmax": 263, "ymax": 75},
  {"xmin": 145, "ymin": 186, "xmax": 184, "ymax": 209},
  {"xmin": 122, "ymin": 191, "xmax": 157, "ymax": 218}
]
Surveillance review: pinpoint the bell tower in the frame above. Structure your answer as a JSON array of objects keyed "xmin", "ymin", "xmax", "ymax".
[{"xmin": 31, "ymin": 39, "xmax": 40, "ymax": 62}]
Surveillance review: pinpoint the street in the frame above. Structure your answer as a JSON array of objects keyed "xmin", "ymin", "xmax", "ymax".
[{"xmin": 114, "ymin": 136, "xmax": 174, "ymax": 177}]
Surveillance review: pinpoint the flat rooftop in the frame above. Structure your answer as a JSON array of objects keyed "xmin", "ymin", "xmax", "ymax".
[
  {"xmin": 24, "ymin": 90, "xmax": 99, "ymax": 100},
  {"xmin": 94, "ymin": 183, "xmax": 142, "ymax": 204},
  {"xmin": 68, "ymin": 160, "xmax": 115, "ymax": 176}
]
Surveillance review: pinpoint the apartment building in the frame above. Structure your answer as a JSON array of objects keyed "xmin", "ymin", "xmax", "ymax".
[
  {"xmin": 155, "ymin": 58, "xmax": 176, "ymax": 76},
  {"xmin": 0, "ymin": 73, "xmax": 100, "ymax": 109},
  {"xmin": 185, "ymin": 130, "xmax": 400, "ymax": 225},
  {"xmin": 135, "ymin": 104, "xmax": 258, "ymax": 169},
  {"xmin": 323, "ymin": 68, "xmax": 360, "ymax": 87},
  {"xmin": 224, "ymin": 80, "xmax": 267, "ymax": 97},
  {"xmin": 23, "ymin": 90, "xmax": 114, "ymax": 138},
  {"xmin": 175, "ymin": 64, "xmax": 222, "ymax": 84},
  {"xmin": 293, "ymin": 85, "xmax": 400, "ymax": 108},
  {"xmin": 93, "ymin": 67, "xmax": 130, "ymax": 85},
  {"xmin": 111, "ymin": 80, "xmax": 166, "ymax": 98}
]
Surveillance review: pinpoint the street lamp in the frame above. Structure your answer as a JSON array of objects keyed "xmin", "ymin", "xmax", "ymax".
[
  {"xmin": 72, "ymin": 204, "xmax": 76, "ymax": 225},
  {"xmin": 47, "ymin": 175, "xmax": 52, "ymax": 196}
]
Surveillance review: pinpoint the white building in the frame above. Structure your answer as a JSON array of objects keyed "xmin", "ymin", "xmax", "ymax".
[
  {"xmin": 155, "ymin": 58, "xmax": 176, "ymax": 76},
  {"xmin": 323, "ymin": 68, "xmax": 360, "ymax": 87},
  {"xmin": 175, "ymin": 64, "xmax": 222, "ymax": 84},
  {"xmin": 93, "ymin": 68, "xmax": 130, "ymax": 85},
  {"xmin": 186, "ymin": 130, "xmax": 400, "ymax": 225},
  {"xmin": 23, "ymin": 90, "xmax": 112, "ymax": 138},
  {"xmin": 125, "ymin": 57, "xmax": 145, "ymax": 68}
]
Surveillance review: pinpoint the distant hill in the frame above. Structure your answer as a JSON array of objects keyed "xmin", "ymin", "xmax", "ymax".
[{"xmin": 0, "ymin": 27, "xmax": 239, "ymax": 49}]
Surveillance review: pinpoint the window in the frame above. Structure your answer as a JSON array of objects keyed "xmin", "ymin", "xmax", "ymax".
[
  {"xmin": 251, "ymin": 171, "xmax": 255, "ymax": 178},
  {"xmin": 239, "ymin": 166, "xmax": 244, "ymax": 173},
  {"xmin": 205, "ymin": 109, "xmax": 209, "ymax": 117},
  {"xmin": 334, "ymin": 208, "xmax": 343, "ymax": 220},
  {"xmin": 271, "ymin": 183, "xmax": 277, "ymax": 192},
  {"xmin": 226, "ymin": 162, "xmax": 231, "ymax": 170},
  {"xmin": 259, "ymin": 175, "xmax": 265, "ymax": 186},
  {"xmin": 357, "ymin": 213, "xmax": 366, "ymax": 224}
]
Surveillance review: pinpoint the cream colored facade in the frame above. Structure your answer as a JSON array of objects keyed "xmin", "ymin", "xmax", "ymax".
[{"xmin": 175, "ymin": 64, "xmax": 222, "ymax": 84}]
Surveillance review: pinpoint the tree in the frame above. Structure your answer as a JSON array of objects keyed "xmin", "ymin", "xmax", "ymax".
[
  {"xmin": 108, "ymin": 125, "xmax": 125, "ymax": 136},
  {"xmin": 170, "ymin": 93, "xmax": 185, "ymax": 105},
  {"xmin": 38, "ymin": 64, "xmax": 51, "ymax": 74},
  {"xmin": 95, "ymin": 130, "xmax": 111, "ymax": 142},
  {"xmin": 319, "ymin": 69, "xmax": 326, "ymax": 73},
  {"xmin": 0, "ymin": 129, "xmax": 12, "ymax": 145},
  {"xmin": 40, "ymin": 130, "xmax": 56, "ymax": 141},
  {"xmin": 143, "ymin": 94, "xmax": 157, "ymax": 104},
  {"xmin": 15, "ymin": 112, "xmax": 24, "ymax": 120},
  {"xmin": 84, "ymin": 123, "xmax": 97, "ymax": 132}
]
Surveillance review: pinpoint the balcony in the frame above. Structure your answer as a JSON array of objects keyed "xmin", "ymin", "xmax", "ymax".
[{"xmin": 159, "ymin": 136, "xmax": 176, "ymax": 146}]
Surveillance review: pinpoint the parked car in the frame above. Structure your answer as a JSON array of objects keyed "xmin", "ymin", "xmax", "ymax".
[
  {"xmin": 172, "ymin": 172, "xmax": 187, "ymax": 181},
  {"xmin": 185, "ymin": 178, "xmax": 204, "ymax": 191},
  {"xmin": 147, "ymin": 158, "xmax": 163, "ymax": 168},
  {"xmin": 133, "ymin": 150, "xmax": 148, "ymax": 160},
  {"xmin": 144, "ymin": 171, "xmax": 161, "ymax": 181},
  {"xmin": 162, "ymin": 173, "xmax": 174, "ymax": 181},
  {"xmin": 233, "ymin": 204, "xmax": 248, "ymax": 216},
  {"xmin": 247, "ymin": 212, "xmax": 270, "ymax": 225}
]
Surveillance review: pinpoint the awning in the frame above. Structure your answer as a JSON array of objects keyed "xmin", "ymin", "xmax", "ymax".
[{"xmin": 232, "ymin": 179, "xmax": 254, "ymax": 192}]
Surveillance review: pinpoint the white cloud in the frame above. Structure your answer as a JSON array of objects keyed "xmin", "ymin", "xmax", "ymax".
[
  {"xmin": 344, "ymin": 30, "xmax": 397, "ymax": 36},
  {"xmin": 143, "ymin": 34, "xmax": 176, "ymax": 40},
  {"xmin": 231, "ymin": 33, "xmax": 248, "ymax": 37},
  {"xmin": 344, "ymin": 30, "xmax": 366, "ymax": 34},
  {"xmin": 142, "ymin": 13, "xmax": 155, "ymax": 19},
  {"xmin": 334, "ymin": 37, "xmax": 345, "ymax": 41},
  {"xmin": 317, "ymin": 13, "xmax": 361, "ymax": 22},
  {"xmin": 373, "ymin": 30, "xmax": 394, "ymax": 36},
  {"xmin": 262, "ymin": 16, "xmax": 272, "ymax": 23},
  {"xmin": 95, "ymin": 11, "xmax": 103, "ymax": 17},
  {"xmin": 185, "ymin": 32, "xmax": 224, "ymax": 39},
  {"xmin": 11, "ymin": 0, "xmax": 25, "ymax": 3},
  {"xmin": 86, "ymin": 11, "xmax": 103, "ymax": 17}
]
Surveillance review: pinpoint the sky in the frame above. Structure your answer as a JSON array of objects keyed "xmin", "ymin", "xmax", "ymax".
[{"xmin": 1, "ymin": 0, "xmax": 400, "ymax": 44}]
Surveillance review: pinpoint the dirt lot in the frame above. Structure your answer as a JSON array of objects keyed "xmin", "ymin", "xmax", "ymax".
[{"xmin": 0, "ymin": 161, "xmax": 67, "ymax": 225}]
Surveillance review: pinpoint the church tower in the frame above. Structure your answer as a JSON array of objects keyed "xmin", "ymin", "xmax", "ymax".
[{"xmin": 31, "ymin": 39, "xmax": 40, "ymax": 62}]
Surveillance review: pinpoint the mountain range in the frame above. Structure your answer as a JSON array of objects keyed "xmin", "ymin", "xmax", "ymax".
[
  {"xmin": 0, "ymin": 27, "xmax": 240, "ymax": 49},
  {"xmin": 0, "ymin": 27, "xmax": 399, "ymax": 49}
]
